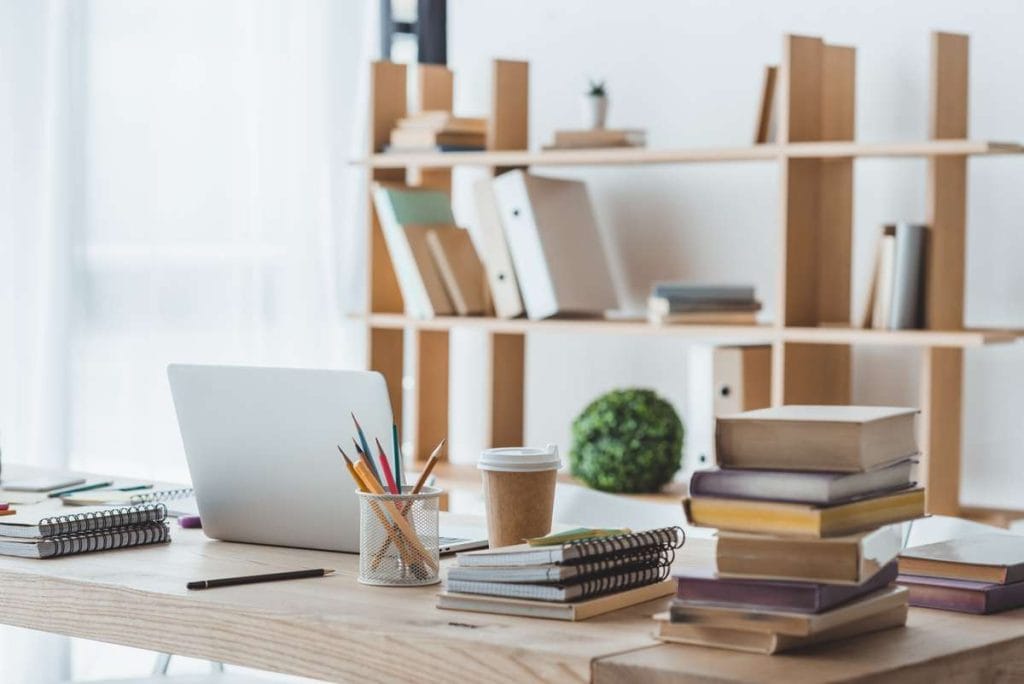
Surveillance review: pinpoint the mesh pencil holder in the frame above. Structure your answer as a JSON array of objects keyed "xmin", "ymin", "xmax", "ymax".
[{"xmin": 357, "ymin": 486, "xmax": 442, "ymax": 586}]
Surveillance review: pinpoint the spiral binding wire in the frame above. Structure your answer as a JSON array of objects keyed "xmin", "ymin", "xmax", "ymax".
[
  {"xmin": 38, "ymin": 503, "xmax": 168, "ymax": 537},
  {"xmin": 129, "ymin": 488, "xmax": 194, "ymax": 504},
  {"xmin": 567, "ymin": 526, "xmax": 686, "ymax": 561},
  {"xmin": 573, "ymin": 564, "xmax": 673, "ymax": 600},
  {"xmin": 566, "ymin": 547, "xmax": 675, "ymax": 578},
  {"xmin": 49, "ymin": 521, "xmax": 170, "ymax": 557}
]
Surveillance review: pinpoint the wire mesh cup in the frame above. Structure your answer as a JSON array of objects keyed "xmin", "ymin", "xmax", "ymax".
[{"xmin": 358, "ymin": 485, "xmax": 442, "ymax": 586}]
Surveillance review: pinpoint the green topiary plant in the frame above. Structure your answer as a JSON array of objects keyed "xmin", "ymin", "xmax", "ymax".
[{"xmin": 570, "ymin": 388, "xmax": 684, "ymax": 493}]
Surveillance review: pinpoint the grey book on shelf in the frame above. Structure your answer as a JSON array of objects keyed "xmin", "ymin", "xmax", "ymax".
[{"xmin": 888, "ymin": 223, "xmax": 928, "ymax": 329}]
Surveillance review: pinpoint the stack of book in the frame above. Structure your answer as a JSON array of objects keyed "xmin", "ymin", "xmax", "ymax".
[
  {"xmin": 898, "ymin": 533, "xmax": 1024, "ymax": 614},
  {"xmin": 647, "ymin": 283, "xmax": 761, "ymax": 325},
  {"xmin": 543, "ymin": 128, "xmax": 646, "ymax": 150},
  {"xmin": 661, "ymin": 405, "xmax": 925, "ymax": 654},
  {"xmin": 385, "ymin": 111, "xmax": 487, "ymax": 153},
  {"xmin": 437, "ymin": 527, "xmax": 684, "ymax": 621},
  {"xmin": 0, "ymin": 503, "xmax": 170, "ymax": 558}
]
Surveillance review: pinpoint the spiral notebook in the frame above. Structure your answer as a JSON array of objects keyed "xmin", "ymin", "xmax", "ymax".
[
  {"xmin": 447, "ymin": 548, "xmax": 672, "ymax": 584},
  {"xmin": 455, "ymin": 526, "xmax": 685, "ymax": 567},
  {"xmin": 61, "ymin": 488, "xmax": 198, "ymax": 517},
  {"xmin": 0, "ymin": 504, "xmax": 168, "ymax": 539},
  {"xmin": 0, "ymin": 521, "xmax": 170, "ymax": 558},
  {"xmin": 447, "ymin": 564, "xmax": 673, "ymax": 602}
]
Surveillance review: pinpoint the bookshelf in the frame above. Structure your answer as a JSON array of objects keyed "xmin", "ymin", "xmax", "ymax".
[{"xmin": 360, "ymin": 32, "xmax": 1024, "ymax": 518}]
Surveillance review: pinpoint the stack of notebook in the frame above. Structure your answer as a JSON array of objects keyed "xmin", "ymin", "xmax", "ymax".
[
  {"xmin": 663, "ymin": 405, "xmax": 925, "ymax": 653},
  {"xmin": 647, "ymin": 283, "xmax": 761, "ymax": 325},
  {"xmin": 437, "ymin": 527, "xmax": 684, "ymax": 621},
  {"xmin": 385, "ymin": 111, "xmax": 487, "ymax": 153},
  {"xmin": 0, "ymin": 503, "xmax": 170, "ymax": 558},
  {"xmin": 898, "ymin": 533, "xmax": 1024, "ymax": 614}
]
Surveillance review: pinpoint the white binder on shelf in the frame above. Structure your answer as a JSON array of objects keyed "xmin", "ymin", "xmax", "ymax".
[
  {"xmin": 490, "ymin": 171, "xmax": 618, "ymax": 320},
  {"xmin": 468, "ymin": 178, "xmax": 524, "ymax": 319}
]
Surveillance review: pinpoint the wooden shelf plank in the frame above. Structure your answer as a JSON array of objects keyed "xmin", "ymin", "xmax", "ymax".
[
  {"xmin": 360, "ymin": 314, "xmax": 1022, "ymax": 347},
  {"xmin": 358, "ymin": 139, "xmax": 1024, "ymax": 169}
]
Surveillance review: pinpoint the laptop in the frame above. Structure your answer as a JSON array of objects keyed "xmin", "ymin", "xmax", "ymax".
[{"xmin": 167, "ymin": 364, "xmax": 486, "ymax": 554}]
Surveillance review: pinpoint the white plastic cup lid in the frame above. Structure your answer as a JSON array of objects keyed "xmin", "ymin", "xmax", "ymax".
[{"xmin": 478, "ymin": 444, "xmax": 561, "ymax": 473}]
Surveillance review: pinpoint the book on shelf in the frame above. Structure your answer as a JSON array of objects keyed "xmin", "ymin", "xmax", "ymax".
[
  {"xmin": 715, "ymin": 405, "xmax": 919, "ymax": 472},
  {"xmin": 688, "ymin": 459, "xmax": 916, "ymax": 505},
  {"xmin": 652, "ymin": 283, "xmax": 757, "ymax": 303},
  {"xmin": 862, "ymin": 223, "xmax": 928, "ymax": 330},
  {"xmin": 648, "ymin": 310, "xmax": 760, "ymax": 326},
  {"xmin": 647, "ymin": 296, "xmax": 761, "ymax": 315},
  {"xmin": 715, "ymin": 525, "xmax": 903, "ymax": 585},
  {"xmin": 389, "ymin": 128, "xmax": 486, "ymax": 150},
  {"xmin": 395, "ymin": 111, "xmax": 487, "ymax": 135},
  {"xmin": 668, "ymin": 585, "xmax": 907, "ymax": 637},
  {"xmin": 674, "ymin": 562, "xmax": 898, "ymax": 614},
  {"xmin": 654, "ymin": 592, "xmax": 908, "ymax": 654},
  {"xmin": 426, "ymin": 227, "xmax": 488, "ymax": 315},
  {"xmin": 468, "ymin": 178, "xmax": 524, "ymax": 319},
  {"xmin": 683, "ymin": 488, "xmax": 925, "ymax": 537},
  {"xmin": 491, "ymin": 171, "xmax": 618, "ymax": 320},
  {"xmin": 437, "ymin": 578, "xmax": 674, "ymax": 621},
  {"xmin": 754, "ymin": 65, "xmax": 778, "ymax": 144},
  {"xmin": 897, "ymin": 574, "xmax": 1024, "ymax": 614},
  {"xmin": 371, "ymin": 184, "xmax": 457, "ymax": 318},
  {"xmin": 898, "ymin": 533, "xmax": 1024, "ymax": 584},
  {"xmin": 544, "ymin": 128, "xmax": 647, "ymax": 150}
]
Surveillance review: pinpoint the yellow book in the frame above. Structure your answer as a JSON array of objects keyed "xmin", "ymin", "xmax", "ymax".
[{"xmin": 682, "ymin": 488, "xmax": 924, "ymax": 537}]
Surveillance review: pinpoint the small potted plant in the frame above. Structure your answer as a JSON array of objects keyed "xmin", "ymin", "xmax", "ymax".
[{"xmin": 582, "ymin": 79, "xmax": 608, "ymax": 130}]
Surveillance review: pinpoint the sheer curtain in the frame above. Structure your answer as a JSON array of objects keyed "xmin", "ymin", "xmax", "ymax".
[{"xmin": 1, "ymin": 0, "xmax": 372, "ymax": 680}]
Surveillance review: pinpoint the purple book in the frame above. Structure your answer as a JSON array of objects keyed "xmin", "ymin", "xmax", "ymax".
[
  {"xmin": 898, "ymin": 574, "xmax": 1024, "ymax": 614},
  {"xmin": 672, "ymin": 562, "xmax": 897, "ymax": 614}
]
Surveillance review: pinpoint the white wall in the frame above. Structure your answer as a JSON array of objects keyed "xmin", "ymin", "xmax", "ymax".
[{"xmin": 446, "ymin": 0, "xmax": 1024, "ymax": 508}]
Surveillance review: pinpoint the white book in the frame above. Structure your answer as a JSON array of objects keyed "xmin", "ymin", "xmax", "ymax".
[
  {"xmin": 871, "ymin": 231, "xmax": 896, "ymax": 330},
  {"xmin": 491, "ymin": 171, "xmax": 618, "ymax": 320},
  {"xmin": 469, "ymin": 178, "xmax": 524, "ymax": 318}
]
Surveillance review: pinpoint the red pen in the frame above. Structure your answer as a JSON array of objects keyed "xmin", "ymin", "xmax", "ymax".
[{"xmin": 375, "ymin": 438, "xmax": 400, "ymax": 494}]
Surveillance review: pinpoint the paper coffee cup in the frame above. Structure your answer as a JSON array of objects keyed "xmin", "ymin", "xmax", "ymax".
[{"xmin": 479, "ymin": 445, "xmax": 561, "ymax": 548}]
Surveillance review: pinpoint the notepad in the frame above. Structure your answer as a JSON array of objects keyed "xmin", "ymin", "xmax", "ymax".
[
  {"xmin": 0, "ymin": 504, "xmax": 168, "ymax": 539},
  {"xmin": 0, "ymin": 521, "xmax": 170, "ymax": 558}
]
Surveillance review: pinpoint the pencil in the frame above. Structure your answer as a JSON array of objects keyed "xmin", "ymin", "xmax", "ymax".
[
  {"xmin": 352, "ymin": 460, "xmax": 437, "ymax": 572},
  {"xmin": 351, "ymin": 413, "xmax": 379, "ymax": 481},
  {"xmin": 337, "ymin": 445, "xmax": 368, "ymax": 493},
  {"xmin": 392, "ymin": 423, "xmax": 402, "ymax": 491},
  {"xmin": 187, "ymin": 568, "xmax": 334, "ymax": 590},
  {"xmin": 412, "ymin": 438, "xmax": 446, "ymax": 494},
  {"xmin": 376, "ymin": 438, "xmax": 400, "ymax": 495},
  {"xmin": 352, "ymin": 437, "xmax": 381, "ymax": 487}
]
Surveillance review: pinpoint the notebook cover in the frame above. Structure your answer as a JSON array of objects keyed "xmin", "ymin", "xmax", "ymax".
[
  {"xmin": 674, "ymin": 562, "xmax": 898, "ymax": 614},
  {"xmin": 897, "ymin": 574, "xmax": 1024, "ymax": 614},
  {"xmin": 437, "ymin": 578, "xmax": 674, "ymax": 621},
  {"xmin": 457, "ymin": 527, "xmax": 684, "ymax": 567},
  {"xmin": 898, "ymin": 533, "xmax": 1024, "ymax": 584}
]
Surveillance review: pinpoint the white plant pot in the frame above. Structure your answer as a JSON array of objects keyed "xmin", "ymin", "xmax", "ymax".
[{"xmin": 581, "ymin": 94, "xmax": 608, "ymax": 130}]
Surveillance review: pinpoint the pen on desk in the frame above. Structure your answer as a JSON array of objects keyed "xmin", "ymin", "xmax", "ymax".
[
  {"xmin": 112, "ymin": 484, "xmax": 154, "ymax": 492},
  {"xmin": 187, "ymin": 568, "xmax": 335, "ymax": 591},
  {"xmin": 48, "ymin": 481, "xmax": 114, "ymax": 498},
  {"xmin": 375, "ymin": 438, "xmax": 399, "ymax": 494}
]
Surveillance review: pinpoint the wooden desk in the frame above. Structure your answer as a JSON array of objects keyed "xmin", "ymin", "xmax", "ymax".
[{"xmin": 2, "ymin": 464, "xmax": 1023, "ymax": 683}]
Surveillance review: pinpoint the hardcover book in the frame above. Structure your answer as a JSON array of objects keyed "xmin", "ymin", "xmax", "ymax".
[
  {"xmin": 715, "ymin": 405, "xmax": 919, "ymax": 472},
  {"xmin": 897, "ymin": 574, "xmax": 1024, "ymax": 614},
  {"xmin": 898, "ymin": 533, "xmax": 1024, "ymax": 584}
]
